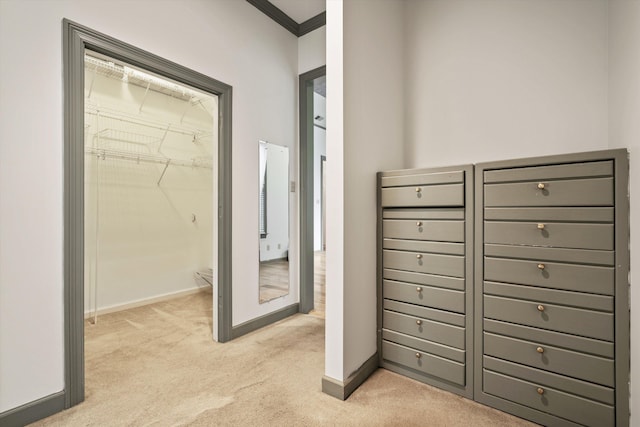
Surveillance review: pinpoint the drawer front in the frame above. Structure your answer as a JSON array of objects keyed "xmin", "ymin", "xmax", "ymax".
[
  {"xmin": 383, "ymin": 239, "xmax": 464, "ymax": 256},
  {"xmin": 484, "ymin": 221, "xmax": 613, "ymax": 250},
  {"xmin": 484, "ymin": 356, "xmax": 614, "ymax": 405},
  {"xmin": 484, "ymin": 244, "xmax": 614, "ymax": 266},
  {"xmin": 484, "ymin": 319, "xmax": 614, "ymax": 359},
  {"xmin": 384, "ymin": 310, "xmax": 465, "ymax": 349},
  {"xmin": 484, "ymin": 160, "xmax": 613, "ymax": 184},
  {"xmin": 381, "ymin": 184, "xmax": 464, "ymax": 207},
  {"xmin": 383, "ymin": 341, "xmax": 465, "ymax": 386},
  {"xmin": 384, "ymin": 300, "xmax": 465, "ymax": 327},
  {"xmin": 483, "ymin": 370, "xmax": 614, "ymax": 427},
  {"xmin": 383, "ymin": 279, "xmax": 464, "ymax": 313},
  {"xmin": 383, "ymin": 208, "xmax": 464, "ymax": 220},
  {"xmin": 484, "ymin": 281, "xmax": 613, "ymax": 312},
  {"xmin": 484, "ymin": 207, "xmax": 614, "ymax": 223},
  {"xmin": 383, "ymin": 329, "xmax": 465, "ymax": 363},
  {"xmin": 384, "ymin": 250, "xmax": 464, "ymax": 278},
  {"xmin": 484, "ymin": 333, "xmax": 614, "ymax": 387},
  {"xmin": 484, "ymin": 295, "xmax": 613, "ymax": 341},
  {"xmin": 484, "ymin": 177, "xmax": 613, "ymax": 207},
  {"xmin": 384, "ymin": 268, "xmax": 464, "ymax": 291},
  {"xmin": 484, "ymin": 257, "xmax": 614, "ymax": 295},
  {"xmin": 383, "ymin": 219, "xmax": 464, "ymax": 242},
  {"xmin": 382, "ymin": 170, "xmax": 464, "ymax": 188}
]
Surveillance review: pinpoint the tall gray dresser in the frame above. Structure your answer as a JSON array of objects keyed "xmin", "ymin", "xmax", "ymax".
[
  {"xmin": 377, "ymin": 165, "xmax": 474, "ymax": 398},
  {"xmin": 474, "ymin": 150, "xmax": 629, "ymax": 427}
]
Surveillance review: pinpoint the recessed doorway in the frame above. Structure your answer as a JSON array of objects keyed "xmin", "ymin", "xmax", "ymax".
[{"xmin": 63, "ymin": 20, "xmax": 232, "ymax": 408}]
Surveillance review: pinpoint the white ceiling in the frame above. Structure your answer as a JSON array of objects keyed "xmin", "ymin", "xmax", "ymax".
[{"xmin": 269, "ymin": 0, "xmax": 326, "ymax": 24}]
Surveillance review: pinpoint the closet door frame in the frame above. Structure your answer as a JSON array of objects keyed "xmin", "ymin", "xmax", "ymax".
[{"xmin": 63, "ymin": 19, "xmax": 233, "ymax": 409}]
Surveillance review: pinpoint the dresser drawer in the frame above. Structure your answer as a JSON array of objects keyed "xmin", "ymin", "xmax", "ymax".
[
  {"xmin": 381, "ymin": 184, "xmax": 464, "ymax": 207},
  {"xmin": 384, "ymin": 250, "xmax": 464, "ymax": 278},
  {"xmin": 383, "ymin": 340, "xmax": 465, "ymax": 386},
  {"xmin": 484, "ymin": 319, "xmax": 614, "ymax": 359},
  {"xmin": 383, "ymin": 329, "xmax": 465, "ymax": 363},
  {"xmin": 485, "ymin": 244, "xmax": 614, "ymax": 266},
  {"xmin": 383, "ymin": 279, "xmax": 464, "ymax": 313},
  {"xmin": 484, "ymin": 356, "xmax": 614, "ymax": 405},
  {"xmin": 383, "ymin": 239, "xmax": 464, "ymax": 256},
  {"xmin": 383, "ymin": 268, "xmax": 464, "ymax": 291},
  {"xmin": 484, "ymin": 281, "xmax": 613, "ymax": 312},
  {"xmin": 483, "ymin": 160, "xmax": 613, "ymax": 184},
  {"xmin": 382, "ymin": 170, "xmax": 464, "ymax": 188},
  {"xmin": 484, "ymin": 295, "xmax": 613, "ymax": 341},
  {"xmin": 484, "ymin": 207, "xmax": 614, "ymax": 223},
  {"xmin": 384, "ymin": 299, "xmax": 465, "ymax": 327},
  {"xmin": 483, "ymin": 370, "xmax": 614, "ymax": 427},
  {"xmin": 484, "ymin": 333, "xmax": 614, "ymax": 387},
  {"xmin": 383, "ymin": 208, "xmax": 464, "ymax": 220},
  {"xmin": 484, "ymin": 257, "xmax": 614, "ymax": 295},
  {"xmin": 383, "ymin": 219, "xmax": 464, "ymax": 242},
  {"xmin": 383, "ymin": 310, "xmax": 465, "ymax": 349},
  {"xmin": 484, "ymin": 178, "xmax": 613, "ymax": 207},
  {"xmin": 484, "ymin": 221, "xmax": 613, "ymax": 250}
]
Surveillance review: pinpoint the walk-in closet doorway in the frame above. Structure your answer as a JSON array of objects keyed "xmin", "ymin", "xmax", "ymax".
[
  {"xmin": 83, "ymin": 50, "xmax": 217, "ymax": 323},
  {"xmin": 63, "ymin": 20, "xmax": 232, "ymax": 409}
]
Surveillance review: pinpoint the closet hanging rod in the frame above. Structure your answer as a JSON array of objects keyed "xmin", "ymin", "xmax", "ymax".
[
  {"xmin": 85, "ymin": 104, "xmax": 214, "ymax": 139},
  {"xmin": 85, "ymin": 147, "xmax": 213, "ymax": 169}
]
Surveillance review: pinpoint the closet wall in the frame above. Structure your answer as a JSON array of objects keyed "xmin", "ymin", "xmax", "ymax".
[{"xmin": 83, "ymin": 56, "xmax": 215, "ymax": 313}]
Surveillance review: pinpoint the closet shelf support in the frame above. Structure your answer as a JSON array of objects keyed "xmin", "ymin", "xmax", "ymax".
[{"xmin": 157, "ymin": 159, "xmax": 171, "ymax": 186}]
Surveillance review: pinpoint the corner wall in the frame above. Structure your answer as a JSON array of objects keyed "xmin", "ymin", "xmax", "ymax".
[
  {"xmin": 0, "ymin": 0, "xmax": 298, "ymax": 413},
  {"xmin": 325, "ymin": 0, "xmax": 405, "ymax": 382}
]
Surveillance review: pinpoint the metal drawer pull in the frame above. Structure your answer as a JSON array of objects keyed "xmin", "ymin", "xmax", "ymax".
[
  {"xmin": 415, "ymin": 352, "xmax": 421, "ymax": 359},
  {"xmin": 537, "ymin": 387, "xmax": 545, "ymax": 395},
  {"xmin": 537, "ymin": 263, "xmax": 545, "ymax": 270},
  {"xmin": 416, "ymin": 221, "xmax": 422, "ymax": 227},
  {"xmin": 537, "ymin": 223, "xmax": 545, "ymax": 230},
  {"xmin": 537, "ymin": 304, "xmax": 545, "ymax": 312},
  {"xmin": 537, "ymin": 183, "xmax": 546, "ymax": 190},
  {"xmin": 415, "ymin": 187, "xmax": 421, "ymax": 193},
  {"xmin": 536, "ymin": 347, "xmax": 544, "ymax": 354},
  {"xmin": 416, "ymin": 287, "xmax": 422, "ymax": 293},
  {"xmin": 416, "ymin": 254, "xmax": 422, "ymax": 259},
  {"xmin": 416, "ymin": 320, "xmax": 422, "ymax": 326}
]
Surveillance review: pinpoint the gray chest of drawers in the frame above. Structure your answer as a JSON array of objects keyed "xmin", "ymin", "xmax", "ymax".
[
  {"xmin": 475, "ymin": 150, "xmax": 629, "ymax": 427},
  {"xmin": 377, "ymin": 165, "xmax": 474, "ymax": 398},
  {"xmin": 377, "ymin": 150, "xmax": 629, "ymax": 426}
]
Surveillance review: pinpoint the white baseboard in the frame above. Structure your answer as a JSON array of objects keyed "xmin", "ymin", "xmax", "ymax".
[{"xmin": 84, "ymin": 286, "xmax": 211, "ymax": 319}]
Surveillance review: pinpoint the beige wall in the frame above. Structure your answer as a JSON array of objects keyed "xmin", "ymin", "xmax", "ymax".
[{"xmin": 403, "ymin": 0, "xmax": 609, "ymax": 168}]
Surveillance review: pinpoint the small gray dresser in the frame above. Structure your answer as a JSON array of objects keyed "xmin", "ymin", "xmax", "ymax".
[
  {"xmin": 474, "ymin": 150, "xmax": 629, "ymax": 427},
  {"xmin": 377, "ymin": 165, "xmax": 474, "ymax": 398}
]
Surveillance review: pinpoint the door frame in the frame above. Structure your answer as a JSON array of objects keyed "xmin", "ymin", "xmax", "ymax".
[
  {"xmin": 299, "ymin": 66, "xmax": 325, "ymax": 313},
  {"xmin": 320, "ymin": 155, "xmax": 327, "ymax": 251},
  {"xmin": 63, "ymin": 19, "xmax": 233, "ymax": 408}
]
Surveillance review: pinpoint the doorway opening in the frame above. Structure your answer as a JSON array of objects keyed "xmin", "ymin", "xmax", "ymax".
[
  {"xmin": 63, "ymin": 20, "xmax": 232, "ymax": 408},
  {"xmin": 83, "ymin": 51, "xmax": 216, "ymax": 323},
  {"xmin": 299, "ymin": 66, "xmax": 326, "ymax": 316}
]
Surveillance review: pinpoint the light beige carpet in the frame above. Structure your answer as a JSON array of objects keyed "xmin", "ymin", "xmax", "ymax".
[{"xmin": 31, "ymin": 291, "xmax": 537, "ymax": 426}]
